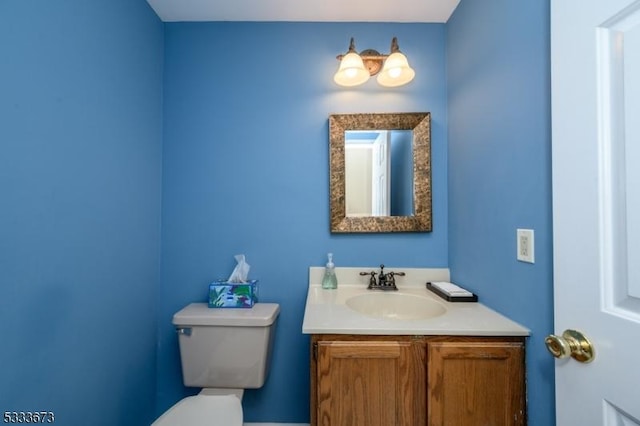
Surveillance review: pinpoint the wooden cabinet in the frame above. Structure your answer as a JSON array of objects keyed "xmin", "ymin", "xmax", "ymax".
[
  {"xmin": 310, "ymin": 335, "xmax": 525, "ymax": 426},
  {"xmin": 314, "ymin": 337, "xmax": 425, "ymax": 426},
  {"xmin": 427, "ymin": 340, "xmax": 525, "ymax": 426}
]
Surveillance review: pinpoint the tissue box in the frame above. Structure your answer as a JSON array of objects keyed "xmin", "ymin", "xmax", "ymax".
[{"xmin": 209, "ymin": 280, "xmax": 258, "ymax": 308}]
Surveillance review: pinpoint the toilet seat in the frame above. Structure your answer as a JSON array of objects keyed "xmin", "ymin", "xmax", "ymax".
[{"xmin": 152, "ymin": 394, "xmax": 243, "ymax": 426}]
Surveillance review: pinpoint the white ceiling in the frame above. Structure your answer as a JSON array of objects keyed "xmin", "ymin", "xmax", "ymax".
[{"xmin": 146, "ymin": 0, "xmax": 461, "ymax": 23}]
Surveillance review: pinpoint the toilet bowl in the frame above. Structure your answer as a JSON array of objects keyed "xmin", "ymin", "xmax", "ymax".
[
  {"xmin": 152, "ymin": 393, "xmax": 242, "ymax": 426},
  {"xmin": 152, "ymin": 303, "xmax": 280, "ymax": 426}
]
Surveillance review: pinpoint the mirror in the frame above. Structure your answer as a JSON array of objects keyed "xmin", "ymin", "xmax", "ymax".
[{"xmin": 329, "ymin": 112, "xmax": 432, "ymax": 233}]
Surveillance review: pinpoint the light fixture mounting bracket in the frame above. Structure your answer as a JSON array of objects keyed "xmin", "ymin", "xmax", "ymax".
[{"xmin": 358, "ymin": 49, "xmax": 386, "ymax": 76}]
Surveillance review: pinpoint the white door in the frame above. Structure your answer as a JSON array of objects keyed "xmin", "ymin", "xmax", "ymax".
[
  {"xmin": 551, "ymin": 0, "xmax": 640, "ymax": 425},
  {"xmin": 371, "ymin": 131, "xmax": 391, "ymax": 216}
]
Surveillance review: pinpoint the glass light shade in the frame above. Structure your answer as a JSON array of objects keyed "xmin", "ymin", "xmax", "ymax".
[
  {"xmin": 333, "ymin": 52, "xmax": 370, "ymax": 87},
  {"xmin": 376, "ymin": 52, "xmax": 415, "ymax": 87}
]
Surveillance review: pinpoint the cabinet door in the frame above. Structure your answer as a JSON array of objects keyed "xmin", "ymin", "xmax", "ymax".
[
  {"xmin": 316, "ymin": 340, "xmax": 425, "ymax": 426},
  {"xmin": 427, "ymin": 341, "xmax": 525, "ymax": 426}
]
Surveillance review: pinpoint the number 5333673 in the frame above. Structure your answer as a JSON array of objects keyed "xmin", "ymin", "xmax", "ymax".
[{"xmin": 3, "ymin": 411, "xmax": 55, "ymax": 423}]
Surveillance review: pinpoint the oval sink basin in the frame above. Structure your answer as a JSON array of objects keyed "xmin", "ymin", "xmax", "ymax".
[{"xmin": 345, "ymin": 292, "xmax": 446, "ymax": 320}]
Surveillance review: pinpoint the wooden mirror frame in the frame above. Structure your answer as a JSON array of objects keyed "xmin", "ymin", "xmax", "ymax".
[{"xmin": 329, "ymin": 112, "xmax": 432, "ymax": 233}]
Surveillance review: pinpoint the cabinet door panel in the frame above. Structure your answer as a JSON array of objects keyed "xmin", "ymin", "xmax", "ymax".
[
  {"xmin": 427, "ymin": 342, "xmax": 525, "ymax": 426},
  {"xmin": 317, "ymin": 340, "xmax": 424, "ymax": 426}
]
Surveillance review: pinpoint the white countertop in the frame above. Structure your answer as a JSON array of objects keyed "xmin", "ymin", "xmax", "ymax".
[{"xmin": 302, "ymin": 267, "xmax": 530, "ymax": 336}]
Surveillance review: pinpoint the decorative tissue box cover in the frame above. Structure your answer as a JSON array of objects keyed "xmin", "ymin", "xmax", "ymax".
[{"xmin": 209, "ymin": 280, "xmax": 258, "ymax": 308}]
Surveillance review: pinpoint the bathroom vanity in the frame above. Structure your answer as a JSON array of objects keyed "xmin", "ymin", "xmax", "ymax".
[{"xmin": 302, "ymin": 267, "xmax": 529, "ymax": 426}]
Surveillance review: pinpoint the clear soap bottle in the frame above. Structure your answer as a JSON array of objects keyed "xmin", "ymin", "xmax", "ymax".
[{"xmin": 321, "ymin": 253, "xmax": 338, "ymax": 289}]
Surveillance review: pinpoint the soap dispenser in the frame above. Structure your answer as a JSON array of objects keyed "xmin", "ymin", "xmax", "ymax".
[{"xmin": 322, "ymin": 253, "xmax": 338, "ymax": 290}]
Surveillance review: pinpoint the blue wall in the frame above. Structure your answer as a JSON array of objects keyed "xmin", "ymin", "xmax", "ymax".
[
  {"xmin": 447, "ymin": 1, "xmax": 555, "ymax": 425},
  {"xmin": 158, "ymin": 22, "xmax": 448, "ymax": 422},
  {"xmin": 0, "ymin": 1, "xmax": 163, "ymax": 425}
]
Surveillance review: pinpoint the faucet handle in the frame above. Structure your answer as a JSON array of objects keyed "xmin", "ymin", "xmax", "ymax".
[
  {"xmin": 385, "ymin": 271, "xmax": 404, "ymax": 290},
  {"xmin": 360, "ymin": 271, "xmax": 377, "ymax": 289}
]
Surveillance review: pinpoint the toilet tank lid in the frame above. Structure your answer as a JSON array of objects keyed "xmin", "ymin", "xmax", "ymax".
[{"xmin": 172, "ymin": 303, "xmax": 280, "ymax": 327}]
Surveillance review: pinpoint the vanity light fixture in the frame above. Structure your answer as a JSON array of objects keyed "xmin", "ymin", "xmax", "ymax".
[{"xmin": 334, "ymin": 37, "xmax": 415, "ymax": 88}]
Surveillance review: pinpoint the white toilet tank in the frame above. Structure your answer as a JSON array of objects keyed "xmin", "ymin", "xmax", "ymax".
[{"xmin": 172, "ymin": 303, "xmax": 280, "ymax": 389}]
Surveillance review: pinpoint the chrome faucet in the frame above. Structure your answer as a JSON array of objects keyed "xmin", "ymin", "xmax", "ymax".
[{"xmin": 359, "ymin": 264, "xmax": 405, "ymax": 291}]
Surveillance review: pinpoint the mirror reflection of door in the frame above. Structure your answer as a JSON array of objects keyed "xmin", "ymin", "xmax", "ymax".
[
  {"xmin": 345, "ymin": 130, "xmax": 413, "ymax": 217},
  {"xmin": 371, "ymin": 131, "xmax": 390, "ymax": 216}
]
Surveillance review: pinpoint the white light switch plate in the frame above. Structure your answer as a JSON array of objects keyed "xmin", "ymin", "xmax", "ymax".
[{"xmin": 517, "ymin": 229, "xmax": 535, "ymax": 263}]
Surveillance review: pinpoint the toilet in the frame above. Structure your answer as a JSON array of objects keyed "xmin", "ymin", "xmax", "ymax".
[{"xmin": 153, "ymin": 302, "xmax": 280, "ymax": 426}]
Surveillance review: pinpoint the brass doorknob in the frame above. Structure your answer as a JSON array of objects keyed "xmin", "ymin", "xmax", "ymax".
[{"xmin": 545, "ymin": 329, "xmax": 595, "ymax": 363}]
